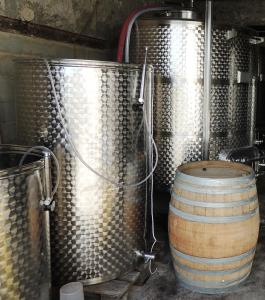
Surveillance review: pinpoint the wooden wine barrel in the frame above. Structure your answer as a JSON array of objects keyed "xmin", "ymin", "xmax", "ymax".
[{"xmin": 168, "ymin": 161, "xmax": 260, "ymax": 294}]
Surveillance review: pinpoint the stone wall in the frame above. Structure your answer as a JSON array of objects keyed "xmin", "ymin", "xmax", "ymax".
[
  {"xmin": 0, "ymin": 0, "xmax": 161, "ymax": 41},
  {"xmin": 1, "ymin": 1, "xmax": 264, "ymax": 42},
  {"xmin": 213, "ymin": 0, "xmax": 265, "ymax": 27}
]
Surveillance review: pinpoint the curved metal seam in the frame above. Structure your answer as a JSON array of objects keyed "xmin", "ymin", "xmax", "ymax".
[
  {"xmin": 171, "ymin": 191, "xmax": 258, "ymax": 208},
  {"xmin": 169, "ymin": 204, "xmax": 259, "ymax": 223},
  {"xmin": 17, "ymin": 59, "xmax": 149, "ymax": 70},
  {"xmin": 170, "ymin": 245, "xmax": 256, "ymax": 264},
  {"xmin": 0, "ymin": 166, "xmax": 45, "ymax": 180}
]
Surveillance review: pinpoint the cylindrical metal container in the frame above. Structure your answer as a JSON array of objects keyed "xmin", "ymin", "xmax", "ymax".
[
  {"xmin": 0, "ymin": 145, "xmax": 50, "ymax": 300},
  {"xmin": 256, "ymin": 46, "xmax": 265, "ymax": 129},
  {"xmin": 131, "ymin": 13, "xmax": 205, "ymax": 191},
  {"xmin": 131, "ymin": 12, "xmax": 256, "ymax": 191},
  {"xmin": 210, "ymin": 28, "xmax": 257, "ymax": 160},
  {"xmin": 169, "ymin": 160, "xmax": 259, "ymax": 294},
  {"xmin": 15, "ymin": 60, "xmax": 153, "ymax": 286}
]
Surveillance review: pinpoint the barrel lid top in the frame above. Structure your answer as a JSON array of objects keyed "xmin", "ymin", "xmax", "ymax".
[{"xmin": 178, "ymin": 161, "xmax": 254, "ymax": 180}]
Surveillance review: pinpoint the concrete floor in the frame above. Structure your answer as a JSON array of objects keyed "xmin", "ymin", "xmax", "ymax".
[{"xmin": 128, "ymin": 187, "xmax": 265, "ymax": 300}]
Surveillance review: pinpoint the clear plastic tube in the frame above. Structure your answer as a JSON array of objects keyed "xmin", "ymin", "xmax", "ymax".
[
  {"xmin": 19, "ymin": 145, "xmax": 60, "ymax": 198},
  {"xmin": 44, "ymin": 59, "xmax": 158, "ymax": 188}
]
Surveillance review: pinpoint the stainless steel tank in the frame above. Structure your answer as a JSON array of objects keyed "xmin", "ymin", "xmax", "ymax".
[
  {"xmin": 210, "ymin": 28, "xmax": 257, "ymax": 160},
  {"xmin": 131, "ymin": 12, "xmax": 256, "ymax": 191},
  {"xmin": 131, "ymin": 13, "xmax": 205, "ymax": 191},
  {"xmin": 15, "ymin": 60, "xmax": 153, "ymax": 286},
  {"xmin": 0, "ymin": 145, "xmax": 50, "ymax": 300}
]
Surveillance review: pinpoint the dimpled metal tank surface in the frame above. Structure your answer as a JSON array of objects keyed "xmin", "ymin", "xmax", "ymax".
[
  {"xmin": 131, "ymin": 13, "xmax": 256, "ymax": 191},
  {"xmin": 15, "ymin": 60, "xmax": 153, "ymax": 286},
  {"xmin": 131, "ymin": 16, "xmax": 205, "ymax": 191},
  {"xmin": 209, "ymin": 28, "xmax": 257, "ymax": 160},
  {"xmin": 0, "ymin": 145, "xmax": 50, "ymax": 300}
]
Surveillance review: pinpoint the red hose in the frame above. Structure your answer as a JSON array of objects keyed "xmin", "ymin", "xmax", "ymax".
[{"xmin": 117, "ymin": 4, "xmax": 160, "ymax": 63}]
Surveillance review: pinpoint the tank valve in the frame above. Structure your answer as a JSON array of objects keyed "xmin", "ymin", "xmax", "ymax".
[
  {"xmin": 40, "ymin": 197, "xmax": 55, "ymax": 211},
  {"xmin": 135, "ymin": 250, "xmax": 155, "ymax": 263}
]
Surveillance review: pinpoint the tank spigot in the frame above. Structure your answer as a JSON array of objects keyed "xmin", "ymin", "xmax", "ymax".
[{"xmin": 135, "ymin": 250, "xmax": 155, "ymax": 263}]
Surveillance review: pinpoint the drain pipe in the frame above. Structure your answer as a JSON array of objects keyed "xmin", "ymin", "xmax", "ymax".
[{"xmin": 202, "ymin": 0, "xmax": 213, "ymax": 160}]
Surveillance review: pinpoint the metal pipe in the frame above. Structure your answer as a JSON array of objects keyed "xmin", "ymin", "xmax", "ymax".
[
  {"xmin": 250, "ymin": 77, "xmax": 257, "ymax": 145},
  {"xmin": 139, "ymin": 47, "xmax": 148, "ymax": 104},
  {"xmin": 202, "ymin": 0, "xmax": 212, "ymax": 160}
]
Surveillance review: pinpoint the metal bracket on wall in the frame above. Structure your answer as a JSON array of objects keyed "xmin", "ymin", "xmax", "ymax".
[
  {"xmin": 249, "ymin": 36, "xmax": 265, "ymax": 45},
  {"xmin": 226, "ymin": 29, "xmax": 237, "ymax": 40}
]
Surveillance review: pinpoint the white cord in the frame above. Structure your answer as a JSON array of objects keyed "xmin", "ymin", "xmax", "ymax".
[
  {"xmin": 19, "ymin": 145, "xmax": 60, "ymax": 198},
  {"xmin": 44, "ymin": 59, "xmax": 158, "ymax": 189},
  {"xmin": 149, "ymin": 169, "xmax": 158, "ymax": 275}
]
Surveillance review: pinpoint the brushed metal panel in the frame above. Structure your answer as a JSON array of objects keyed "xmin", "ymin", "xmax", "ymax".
[
  {"xmin": 15, "ymin": 60, "xmax": 152, "ymax": 286},
  {"xmin": 0, "ymin": 145, "xmax": 50, "ymax": 300}
]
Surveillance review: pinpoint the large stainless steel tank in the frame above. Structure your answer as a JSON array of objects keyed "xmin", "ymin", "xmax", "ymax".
[
  {"xmin": 131, "ymin": 12, "xmax": 256, "ymax": 191},
  {"xmin": 0, "ymin": 145, "xmax": 50, "ymax": 300},
  {"xmin": 132, "ymin": 14, "xmax": 205, "ymax": 191},
  {"xmin": 210, "ymin": 28, "xmax": 257, "ymax": 160},
  {"xmin": 15, "ymin": 60, "xmax": 153, "ymax": 286}
]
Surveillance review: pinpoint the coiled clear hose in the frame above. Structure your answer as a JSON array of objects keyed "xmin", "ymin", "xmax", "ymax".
[
  {"xmin": 44, "ymin": 59, "xmax": 158, "ymax": 188},
  {"xmin": 19, "ymin": 145, "xmax": 60, "ymax": 198}
]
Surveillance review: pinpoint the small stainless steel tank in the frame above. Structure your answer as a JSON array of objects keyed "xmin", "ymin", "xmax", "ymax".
[
  {"xmin": 0, "ymin": 145, "xmax": 50, "ymax": 300},
  {"xmin": 15, "ymin": 60, "xmax": 153, "ymax": 286},
  {"xmin": 209, "ymin": 28, "xmax": 257, "ymax": 160},
  {"xmin": 131, "ymin": 11, "xmax": 256, "ymax": 191}
]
